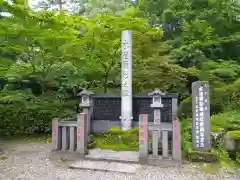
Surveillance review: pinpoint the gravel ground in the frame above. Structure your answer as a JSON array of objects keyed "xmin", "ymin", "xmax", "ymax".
[{"xmin": 0, "ymin": 141, "xmax": 239, "ymax": 180}]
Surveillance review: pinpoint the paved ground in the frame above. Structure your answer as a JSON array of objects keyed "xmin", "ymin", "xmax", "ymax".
[{"xmin": 0, "ymin": 141, "xmax": 239, "ymax": 180}]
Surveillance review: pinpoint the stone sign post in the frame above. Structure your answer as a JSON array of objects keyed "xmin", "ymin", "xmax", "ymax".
[
  {"xmin": 192, "ymin": 81, "xmax": 211, "ymax": 151},
  {"xmin": 120, "ymin": 30, "xmax": 133, "ymax": 130},
  {"xmin": 76, "ymin": 113, "xmax": 88, "ymax": 155},
  {"xmin": 139, "ymin": 114, "xmax": 149, "ymax": 164}
]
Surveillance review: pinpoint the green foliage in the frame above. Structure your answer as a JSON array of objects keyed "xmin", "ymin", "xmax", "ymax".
[
  {"xmin": 228, "ymin": 131, "xmax": 240, "ymax": 140},
  {"xmin": 179, "ymin": 98, "xmax": 192, "ymax": 118},
  {"xmin": 181, "ymin": 119, "xmax": 192, "ymax": 156},
  {"xmin": 87, "ymin": 141, "xmax": 96, "ymax": 149},
  {"xmin": 211, "ymin": 110, "xmax": 240, "ymax": 132},
  {"xmin": 236, "ymin": 152, "xmax": 240, "ymax": 164},
  {"xmin": 0, "ymin": 90, "xmax": 76, "ymax": 136}
]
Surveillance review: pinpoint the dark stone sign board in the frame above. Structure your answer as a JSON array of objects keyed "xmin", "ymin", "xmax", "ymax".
[
  {"xmin": 192, "ymin": 81, "xmax": 211, "ymax": 151},
  {"xmin": 92, "ymin": 95, "xmax": 173, "ymax": 122}
]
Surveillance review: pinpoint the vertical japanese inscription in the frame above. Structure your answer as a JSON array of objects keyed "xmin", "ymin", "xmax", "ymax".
[
  {"xmin": 192, "ymin": 81, "xmax": 211, "ymax": 151},
  {"xmin": 139, "ymin": 114, "xmax": 148, "ymax": 145},
  {"xmin": 121, "ymin": 30, "xmax": 133, "ymax": 130},
  {"xmin": 52, "ymin": 118, "xmax": 59, "ymax": 151},
  {"xmin": 154, "ymin": 109, "xmax": 161, "ymax": 124},
  {"xmin": 173, "ymin": 119, "xmax": 180, "ymax": 153},
  {"xmin": 122, "ymin": 39, "xmax": 129, "ymax": 96},
  {"xmin": 77, "ymin": 117, "xmax": 84, "ymax": 142}
]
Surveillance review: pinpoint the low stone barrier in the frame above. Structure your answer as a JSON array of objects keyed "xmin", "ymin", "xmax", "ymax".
[{"xmin": 51, "ymin": 113, "xmax": 88, "ymax": 159}]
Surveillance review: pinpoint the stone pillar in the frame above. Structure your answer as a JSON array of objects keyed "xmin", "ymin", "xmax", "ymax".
[
  {"xmin": 76, "ymin": 113, "xmax": 88, "ymax": 155},
  {"xmin": 120, "ymin": 30, "xmax": 133, "ymax": 130},
  {"xmin": 77, "ymin": 88, "xmax": 94, "ymax": 143},
  {"xmin": 139, "ymin": 114, "xmax": 148, "ymax": 164},
  {"xmin": 172, "ymin": 97, "xmax": 178, "ymax": 120},
  {"xmin": 172, "ymin": 117, "xmax": 182, "ymax": 161},
  {"xmin": 52, "ymin": 118, "xmax": 61, "ymax": 151}
]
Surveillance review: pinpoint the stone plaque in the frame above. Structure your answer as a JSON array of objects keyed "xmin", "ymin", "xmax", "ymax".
[{"xmin": 192, "ymin": 81, "xmax": 211, "ymax": 151}]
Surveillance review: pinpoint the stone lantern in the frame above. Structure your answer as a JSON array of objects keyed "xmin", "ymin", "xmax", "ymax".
[
  {"xmin": 148, "ymin": 89, "xmax": 166, "ymax": 157},
  {"xmin": 77, "ymin": 88, "xmax": 94, "ymax": 143},
  {"xmin": 78, "ymin": 88, "xmax": 94, "ymax": 108},
  {"xmin": 148, "ymin": 89, "xmax": 165, "ymax": 124}
]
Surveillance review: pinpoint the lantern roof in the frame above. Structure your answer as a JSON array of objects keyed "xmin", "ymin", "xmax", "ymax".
[
  {"xmin": 148, "ymin": 89, "xmax": 165, "ymax": 97},
  {"xmin": 77, "ymin": 88, "xmax": 94, "ymax": 97}
]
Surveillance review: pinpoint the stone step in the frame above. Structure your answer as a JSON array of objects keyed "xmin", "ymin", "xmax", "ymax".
[
  {"xmin": 68, "ymin": 159, "xmax": 142, "ymax": 174},
  {"xmin": 85, "ymin": 149, "xmax": 139, "ymax": 163}
]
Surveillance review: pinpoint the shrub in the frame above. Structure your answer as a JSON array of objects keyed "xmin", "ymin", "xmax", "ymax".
[
  {"xmin": 179, "ymin": 97, "xmax": 192, "ymax": 118},
  {"xmin": 236, "ymin": 152, "xmax": 240, "ymax": 164},
  {"xmin": 0, "ymin": 90, "xmax": 76, "ymax": 136},
  {"xmin": 211, "ymin": 110, "xmax": 240, "ymax": 132},
  {"xmin": 181, "ymin": 119, "xmax": 192, "ymax": 156}
]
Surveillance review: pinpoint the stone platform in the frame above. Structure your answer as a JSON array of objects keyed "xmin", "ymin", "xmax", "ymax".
[
  {"xmin": 67, "ymin": 148, "xmax": 181, "ymax": 173},
  {"xmin": 68, "ymin": 160, "xmax": 142, "ymax": 173},
  {"xmin": 85, "ymin": 148, "xmax": 139, "ymax": 163},
  {"xmin": 68, "ymin": 149, "xmax": 141, "ymax": 173}
]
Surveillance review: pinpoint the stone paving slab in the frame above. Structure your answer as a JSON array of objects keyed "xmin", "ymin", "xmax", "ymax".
[
  {"xmin": 68, "ymin": 160, "xmax": 142, "ymax": 174},
  {"xmin": 85, "ymin": 148, "xmax": 139, "ymax": 163}
]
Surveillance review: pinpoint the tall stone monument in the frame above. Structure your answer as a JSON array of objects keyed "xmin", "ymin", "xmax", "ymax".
[
  {"xmin": 120, "ymin": 30, "xmax": 133, "ymax": 130},
  {"xmin": 192, "ymin": 81, "xmax": 211, "ymax": 151}
]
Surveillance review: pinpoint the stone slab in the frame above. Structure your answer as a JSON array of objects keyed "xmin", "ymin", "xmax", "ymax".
[
  {"xmin": 85, "ymin": 148, "xmax": 139, "ymax": 163},
  {"xmin": 148, "ymin": 155, "xmax": 182, "ymax": 167},
  {"xmin": 50, "ymin": 151, "xmax": 85, "ymax": 161},
  {"xmin": 68, "ymin": 160, "xmax": 142, "ymax": 174}
]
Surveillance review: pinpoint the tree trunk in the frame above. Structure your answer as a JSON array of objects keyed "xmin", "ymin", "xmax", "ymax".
[{"xmin": 103, "ymin": 73, "xmax": 108, "ymax": 93}]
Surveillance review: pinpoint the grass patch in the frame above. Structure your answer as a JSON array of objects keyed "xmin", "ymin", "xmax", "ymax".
[
  {"xmin": 159, "ymin": 165, "xmax": 169, "ymax": 168},
  {"xmin": 94, "ymin": 135, "xmax": 138, "ymax": 151},
  {"xmin": 200, "ymin": 163, "xmax": 220, "ymax": 174},
  {"xmin": 23, "ymin": 136, "xmax": 51, "ymax": 143},
  {"xmin": 2, "ymin": 133, "xmax": 51, "ymax": 142},
  {"xmin": 93, "ymin": 127, "xmax": 140, "ymax": 151},
  {"xmin": 0, "ymin": 156, "xmax": 8, "ymax": 161}
]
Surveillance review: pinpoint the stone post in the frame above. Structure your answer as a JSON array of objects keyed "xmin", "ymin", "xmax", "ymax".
[
  {"xmin": 52, "ymin": 118, "xmax": 61, "ymax": 151},
  {"xmin": 224, "ymin": 134, "xmax": 235, "ymax": 151},
  {"xmin": 77, "ymin": 88, "xmax": 94, "ymax": 143},
  {"xmin": 120, "ymin": 30, "xmax": 133, "ymax": 130},
  {"xmin": 139, "ymin": 114, "xmax": 148, "ymax": 164},
  {"xmin": 192, "ymin": 81, "xmax": 211, "ymax": 151},
  {"xmin": 172, "ymin": 117, "xmax": 182, "ymax": 161},
  {"xmin": 76, "ymin": 113, "xmax": 88, "ymax": 156},
  {"xmin": 148, "ymin": 89, "xmax": 165, "ymax": 157}
]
